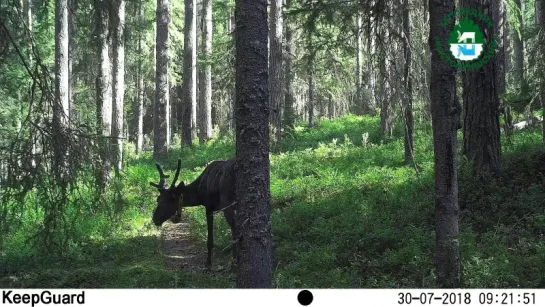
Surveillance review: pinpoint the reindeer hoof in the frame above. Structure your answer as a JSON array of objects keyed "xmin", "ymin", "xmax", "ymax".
[{"xmin": 169, "ymin": 214, "xmax": 182, "ymax": 223}]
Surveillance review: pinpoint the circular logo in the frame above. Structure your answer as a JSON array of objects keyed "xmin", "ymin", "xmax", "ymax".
[{"xmin": 435, "ymin": 8, "xmax": 498, "ymax": 70}]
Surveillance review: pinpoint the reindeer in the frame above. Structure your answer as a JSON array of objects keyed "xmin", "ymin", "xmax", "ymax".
[{"xmin": 150, "ymin": 158, "xmax": 237, "ymax": 268}]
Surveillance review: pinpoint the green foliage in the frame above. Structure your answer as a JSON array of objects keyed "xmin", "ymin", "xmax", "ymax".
[
  {"xmin": 2, "ymin": 0, "xmax": 544, "ymax": 289},
  {"xmin": 3, "ymin": 116, "xmax": 544, "ymax": 288},
  {"xmin": 2, "ymin": 111, "xmax": 545, "ymax": 289}
]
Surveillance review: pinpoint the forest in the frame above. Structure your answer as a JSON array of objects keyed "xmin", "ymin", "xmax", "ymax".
[{"xmin": 1, "ymin": 0, "xmax": 545, "ymax": 288}]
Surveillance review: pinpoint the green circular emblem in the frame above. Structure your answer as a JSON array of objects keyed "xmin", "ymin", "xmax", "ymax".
[{"xmin": 435, "ymin": 8, "xmax": 498, "ymax": 70}]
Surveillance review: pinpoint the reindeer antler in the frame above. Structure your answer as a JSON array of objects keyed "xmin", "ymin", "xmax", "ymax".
[
  {"xmin": 150, "ymin": 162, "xmax": 170, "ymax": 189},
  {"xmin": 150, "ymin": 159, "xmax": 182, "ymax": 190},
  {"xmin": 170, "ymin": 159, "xmax": 182, "ymax": 189}
]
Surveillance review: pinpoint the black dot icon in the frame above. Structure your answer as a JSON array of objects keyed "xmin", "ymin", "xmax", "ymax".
[{"xmin": 297, "ymin": 290, "xmax": 313, "ymax": 306}]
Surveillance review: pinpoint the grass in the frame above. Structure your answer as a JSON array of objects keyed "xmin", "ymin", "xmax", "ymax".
[{"xmin": 1, "ymin": 115, "xmax": 544, "ymax": 288}]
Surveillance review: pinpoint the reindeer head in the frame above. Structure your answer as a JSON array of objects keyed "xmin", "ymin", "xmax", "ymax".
[{"xmin": 150, "ymin": 159, "xmax": 183, "ymax": 226}]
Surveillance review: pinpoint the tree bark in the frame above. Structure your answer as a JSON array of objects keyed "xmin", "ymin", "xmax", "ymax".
[
  {"xmin": 378, "ymin": 24, "xmax": 391, "ymax": 138},
  {"xmin": 356, "ymin": 13, "xmax": 364, "ymax": 115},
  {"xmin": 199, "ymin": 0, "xmax": 213, "ymax": 142},
  {"xmin": 495, "ymin": 0, "xmax": 506, "ymax": 97},
  {"xmin": 182, "ymin": 0, "xmax": 197, "ymax": 146},
  {"xmin": 366, "ymin": 14, "xmax": 376, "ymax": 116},
  {"xmin": 94, "ymin": 0, "xmax": 112, "ymax": 185},
  {"xmin": 308, "ymin": 57, "xmax": 315, "ymax": 128},
  {"xmin": 112, "ymin": 0, "xmax": 125, "ymax": 173},
  {"xmin": 54, "ymin": 0, "xmax": 69, "ymax": 179},
  {"xmin": 328, "ymin": 92, "xmax": 334, "ymax": 119},
  {"xmin": 136, "ymin": 0, "xmax": 145, "ymax": 155},
  {"xmin": 229, "ymin": 86, "xmax": 235, "ymax": 132},
  {"xmin": 154, "ymin": 0, "xmax": 170, "ymax": 159},
  {"xmin": 68, "ymin": 0, "xmax": 76, "ymax": 126},
  {"xmin": 23, "ymin": 0, "xmax": 32, "ymax": 32},
  {"xmin": 25, "ymin": 0, "xmax": 35, "ymax": 168},
  {"xmin": 307, "ymin": 31, "xmax": 315, "ymax": 128},
  {"xmin": 513, "ymin": 0, "xmax": 527, "ymax": 93},
  {"xmin": 429, "ymin": 0, "xmax": 460, "ymax": 288},
  {"xmin": 536, "ymin": 0, "xmax": 545, "ymax": 143},
  {"xmin": 235, "ymin": 0, "xmax": 273, "ymax": 288},
  {"xmin": 500, "ymin": 0, "xmax": 514, "ymax": 136},
  {"xmin": 403, "ymin": 0, "xmax": 414, "ymax": 165},
  {"xmin": 461, "ymin": 0, "xmax": 502, "ymax": 173},
  {"xmin": 95, "ymin": 1, "xmax": 112, "ymax": 137},
  {"xmin": 269, "ymin": 0, "xmax": 283, "ymax": 142},
  {"xmin": 283, "ymin": 0, "xmax": 295, "ymax": 129}
]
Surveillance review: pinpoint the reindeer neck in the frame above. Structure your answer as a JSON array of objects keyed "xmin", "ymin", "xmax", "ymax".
[{"xmin": 181, "ymin": 178, "xmax": 202, "ymax": 207}]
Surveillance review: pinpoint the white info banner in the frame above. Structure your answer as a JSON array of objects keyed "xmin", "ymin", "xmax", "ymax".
[{"xmin": 0, "ymin": 289, "xmax": 543, "ymax": 307}]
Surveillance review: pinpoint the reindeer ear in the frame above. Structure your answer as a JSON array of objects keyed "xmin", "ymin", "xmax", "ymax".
[{"xmin": 174, "ymin": 181, "xmax": 185, "ymax": 193}]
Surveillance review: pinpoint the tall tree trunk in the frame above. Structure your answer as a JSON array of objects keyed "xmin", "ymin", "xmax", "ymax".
[
  {"xmin": 154, "ymin": 0, "xmax": 170, "ymax": 159},
  {"xmin": 537, "ymin": 0, "xmax": 545, "ymax": 143},
  {"xmin": 356, "ymin": 13, "xmax": 364, "ymax": 115},
  {"xmin": 112, "ymin": 0, "xmax": 125, "ymax": 173},
  {"xmin": 153, "ymin": 22, "xmax": 157, "ymax": 73},
  {"xmin": 328, "ymin": 92, "xmax": 334, "ymax": 119},
  {"xmin": 166, "ymin": 84, "xmax": 170, "ymax": 146},
  {"xmin": 461, "ymin": 0, "xmax": 502, "ymax": 173},
  {"xmin": 234, "ymin": 0, "xmax": 273, "ymax": 288},
  {"xmin": 307, "ymin": 30, "xmax": 315, "ymax": 128},
  {"xmin": 54, "ymin": 0, "xmax": 69, "ymax": 179},
  {"xmin": 182, "ymin": 0, "xmax": 197, "ymax": 147},
  {"xmin": 269, "ymin": 0, "xmax": 283, "ymax": 142},
  {"xmin": 283, "ymin": 0, "xmax": 295, "ymax": 129},
  {"xmin": 504, "ymin": 0, "xmax": 525, "ymax": 136},
  {"xmin": 496, "ymin": 0, "xmax": 513, "ymax": 136},
  {"xmin": 170, "ymin": 85, "xmax": 177, "ymax": 143},
  {"xmin": 68, "ymin": 0, "xmax": 76, "ymax": 125},
  {"xmin": 403, "ymin": 0, "xmax": 413, "ymax": 164},
  {"xmin": 48, "ymin": 0, "xmax": 70, "ymax": 246},
  {"xmin": 136, "ymin": 0, "xmax": 145, "ymax": 155},
  {"xmin": 175, "ymin": 84, "xmax": 183, "ymax": 137},
  {"xmin": 378, "ymin": 24, "xmax": 391, "ymax": 138},
  {"xmin": 199, "ymin": 0, "xmax": 213, "ymax": 142},
  {"xmin": 94, "ymin": 0, "xmax": 112, "ymax": 185},
  {"xmin": 429, "ymin": 0, "xmax": 460, "ymax": 288},
  {"xmin": 229, "ymin": 86, "xmax": 235, "ymax": 132},
  {"xmin": 25, "ymin": 0, "xmax": 35, "ymax": 169},
  {"xmin": 23, "ymin": 0, "xmax": 32, "ymax": 32},
  {"xmin": 513, "ymin": 0, "xmax": 526, "ymax": 93},
  {"xmin": 494, "ymin": 0, "xmax": 507, "ymax": 118},
  {"xmin": 308, "ymin": 58, "xmax": 315, "ymax": 128},
  {"xmin": 366, "ymin": 14, "xmax": 376, "ymax": 116},
  {"xmin": 96, "ymin": 1, "xmax": 112, "ymax": 137}
]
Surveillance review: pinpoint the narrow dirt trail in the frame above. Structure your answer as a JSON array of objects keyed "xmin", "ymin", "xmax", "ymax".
[{"xmin": 158, "ymin": 215, "xmax": 206, "ymax": 272}]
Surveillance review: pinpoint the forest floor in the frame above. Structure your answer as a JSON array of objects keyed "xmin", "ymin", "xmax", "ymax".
[
  {"xmin": 159, "ymin": 214, "xmax": 237, "ymax": 274},
  {"xmin": 1, "ymin": 115, "xmax": 544, "ymax": 288},
  {"xmin": 159, "ymin": 216, "xmax": 205, "ymax": 272}
]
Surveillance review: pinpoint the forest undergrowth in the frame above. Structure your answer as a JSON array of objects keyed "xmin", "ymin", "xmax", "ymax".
[{"xmin": 1, "ymin": 115, "xmax": 544, "ymax": 288}]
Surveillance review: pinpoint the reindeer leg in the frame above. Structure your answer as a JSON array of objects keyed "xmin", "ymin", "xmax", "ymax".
[
  {"xmin": 169, "ymin": 211, "xmax": 181, "ymax": 223},
  {"xmin": 223, "ymin": 208, "xmax": 237, "ymax": 262},
  {"xmin": 206, "ymin": 210, "xmax": 214, "ymax": 269},
  {"xmin": 231, "ymin": 222, "xmax": 237, "ymax": 262}
]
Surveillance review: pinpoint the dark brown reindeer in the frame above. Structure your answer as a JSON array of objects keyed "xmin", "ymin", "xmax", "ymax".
[{"xmin": 150, "ymin": 158, "xmax": 237, "ymax": 268}]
